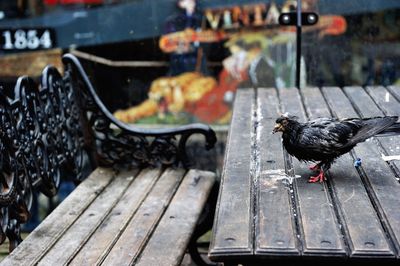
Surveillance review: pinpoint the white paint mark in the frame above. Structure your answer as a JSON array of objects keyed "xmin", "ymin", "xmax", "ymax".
[
  {"xmin": 385, "ymin": 92, "xmax": 390, "ymax": 102},
  {"xmin": 262, "ymin": 169, "xmax": 301, "ymax": 185},
  {"xmin": 343, "ymin": 188, "xmax": 355, "ymax": 203},
  {"xmin": 381, "ymin": 154, "xmax": 400, "ymax": 161}
]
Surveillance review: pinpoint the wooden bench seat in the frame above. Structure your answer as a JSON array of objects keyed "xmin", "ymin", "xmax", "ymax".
[
  {"xmin": 1, "ymin": 167, "xmax": 215, "ymax": 265},
  {"xmin": 0, "ymin": 53, "xmax": 218, "ymax": 265}
]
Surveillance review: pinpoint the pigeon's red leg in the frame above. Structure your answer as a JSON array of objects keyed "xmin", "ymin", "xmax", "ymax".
[
  {"xmin": 309, "ymin": 164, "xmax": 320, "ymax": 171},
  {"xmin": 308, "ymin": 170, "xmax": 326, "ymax": 183}
]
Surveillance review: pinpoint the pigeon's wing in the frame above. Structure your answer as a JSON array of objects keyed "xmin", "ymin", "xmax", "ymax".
[
  {"xmin": 308, "ymin": 117, "xmax": 337, "ymax": 126},
  {"xmin": 295, "ymin": 120, "xmax": 356, "ymax": 154},
  {"xmin": 376, "ymin": 122, "xmax": 400, "ymax": 137},
  {"xmin": 342, "ymin": 116, "xmax": 398, "ymax": 148}
]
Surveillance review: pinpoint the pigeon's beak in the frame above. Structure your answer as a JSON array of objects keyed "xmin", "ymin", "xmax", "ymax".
[{"xmin": 272, "ymin": 123, "xmax": 283, "ymax": 134}]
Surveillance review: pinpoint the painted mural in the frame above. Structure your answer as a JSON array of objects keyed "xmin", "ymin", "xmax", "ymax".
[{"xmin": 113, "ymin": 0, "xmax": 346, "ymax": 125}]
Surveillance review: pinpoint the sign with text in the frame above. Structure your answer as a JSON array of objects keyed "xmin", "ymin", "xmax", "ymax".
[
  {"xmin": 0, "ymin": 28, "xmax": 56, "ymax": 51},
  {"xmin": 203, "ymin": 2, "xmax": 286, "ymax": 30}
]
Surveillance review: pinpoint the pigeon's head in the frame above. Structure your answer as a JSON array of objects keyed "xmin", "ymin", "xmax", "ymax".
[{"xmin": 272, "ymin": 113, "xmax": 298, "ymax": 134}]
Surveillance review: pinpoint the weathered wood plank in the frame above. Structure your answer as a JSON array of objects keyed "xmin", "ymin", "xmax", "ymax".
[
  {"xmin": 0, "ymin": 168, "xmax": 115, "ymax": 266},
  {"xmin": 364, "ymin": 86, "xmax": 400, "ymax": 177},
  {"xmin": 322, "ymin": 87, "xmax": 395, "ymax": 258},
  {"xmin": 344, "ymin": 86, "xmax": 400, "ymax": 257},
  {"xmin": 302, "ymin": 87, "xmax": 332, "ymax": 119},
  {"xmin": 343, "ymin": 86, "xmax": 383, "ymax": 117},
  {"xmin": 136, "ymin": 170, "xmax": 216, "ymax": 266},
  {"xmin": 37, "ymin": 169, "xmax": 140, "ymax": 266},
  {"xmin": 209, "ymin": 89, "xmax": 254, "ymax": 259},
  {"xmin": 352, "ymin": 142, "xmax": 400, "ymax": 258},
  {"xmin": 387, "ymin": 86, "xmax": 400, "ymax": 102},
  {"xmin": 68, "ymin": 168, "xmax": 162, "ymax": 266},
  {"xmin": 344, "ymin": 86, "xmax": 400, "ymax": 178},
  {"xmin": 101, "ymin": 168, "xmax": 186, "ymax": 266},
  {"xmin": 365, "ymin": 86, "xmax": 400, "ymax": 116},
  {"xmin": 280, "ymin": 88, "xmax": 307, "ymax": 123},
  {"xmin": 330, "ymin": 155, "xmax": 394, "ymax": 258},
  {"xmin": 255, "ymin": 88, "xmax": 299, "ymax": 256},
  {"xmin": 295, "ymin": 87, "xmax": 346, "ymax": 256}
]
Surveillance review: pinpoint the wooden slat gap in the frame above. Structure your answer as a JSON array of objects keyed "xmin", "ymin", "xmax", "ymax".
[
  {"xmin": 294, "ymin": 87, "xmax": 348, "ymax": 257},
  {"xmin": 351, "ymin": 160, "xmax": 400, "ymax": 257},
  {"xmin": 277, "ymin": 88, "xmax": 307, "ymax": 255},
  {"xmin": 1, "ymin": 168, "xmax": 117, "ymax": 266},
  {"xmin": 39, "ymin": 169, "xmax": 140, "ymax": 266},
  {"xmin": 371, "ymin": 137, "xmax": 400, "ymax": 182},
  {"xmin": 342, "ymin": 86, "xmax": 400, "ymax": 182},
  {"xmin": 67, "ymin": 168, "xmax": 157, "ymax": 265},
  {"xmin": 252, "ymin": 87, "xmax": 263, "ymax": 255},
  {"xmin": 320, "ymin": 87, "xmax": 370, "ymax": 256},
  {"xmin": 323, "ymin": 170, "xmax": 352, "ymax": 255},
  {"xmin": 35, "ymin": 168, "xmax": 117, "ymax": 265},
  {"xmin": 386, "ymin": 86, "xmax": 400, "ymax": 103},
  {"xmin": 130, "ymin": 168, "xmax": 188, "ymax": 266},
  {"xmin": 100, "ymin": 168, "xmax": 187, "ymax": 266},
  {"xmin": 342, "ymin": 86, "xmax": 368, "ymax": 118},
  {"xmin": 364, "ymin": 86, "xmax": 393, "ymax": 116},
  {"xmin": 342, "ymin": 86, "xmax": 400, "ymax": 256},
  {"xmin": 342, "ymin": 86, "xmax": 396, "ymax": 232},
  {"xmin": 304, "ymin": 87, "xmax": 352, "ymax": 255},
  {"xmin": 342, "ymin": 86, "xmax": 400, "ymax": 181},
  {"xmin": 255, "ymin": 88, "xmax": 300, "ymax": 256},
  {"xmin": 134, "ymin": 170, "xmax": 216, "ymax": 266}
]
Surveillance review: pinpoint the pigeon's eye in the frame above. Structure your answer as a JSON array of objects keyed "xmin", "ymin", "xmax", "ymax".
[{"xmin": 276, "ymin": 117, "xmax": 288, "ymax": 125}]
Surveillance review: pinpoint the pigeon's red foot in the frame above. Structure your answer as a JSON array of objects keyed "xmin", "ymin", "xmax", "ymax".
[
  {"xmin": 309, "ymin": 164, "xmax": 320, "ymax": 171},
  {"xmin": 308, "ymin": 170, "xmax": 326, "ymax": 183}
]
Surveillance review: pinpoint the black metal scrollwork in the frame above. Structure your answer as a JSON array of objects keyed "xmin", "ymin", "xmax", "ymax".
[
  {"xmin": 0, "ymin": 53, "xmax": 217, "ymax": 251},
  {"xmin": 62, "ymin": 54, "xmax": 217, "ymax": 168}
]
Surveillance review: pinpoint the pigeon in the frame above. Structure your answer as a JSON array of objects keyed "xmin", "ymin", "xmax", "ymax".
[{"xmin": 272, "ymin": 114, "xmax": 399, "ymax": 183}]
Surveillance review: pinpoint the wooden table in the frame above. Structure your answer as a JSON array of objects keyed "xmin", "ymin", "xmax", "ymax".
[{"xmin": 209, "ymin": 86, "xmax": 400, "ymax": 265}]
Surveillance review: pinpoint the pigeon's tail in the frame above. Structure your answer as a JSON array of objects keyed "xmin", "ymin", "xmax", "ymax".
[
  {"xmin": 376, "ymin": 122, "xmax": 400, "ymax": 137},
  {"xmin": 344, "ymin": 116, "xmax": 399, "ymax": 147}
]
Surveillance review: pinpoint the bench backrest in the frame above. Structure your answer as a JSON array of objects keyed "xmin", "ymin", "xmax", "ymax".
[{"xmin": 0, "ymin": 53, "xmax": 217, "ymax": 251}]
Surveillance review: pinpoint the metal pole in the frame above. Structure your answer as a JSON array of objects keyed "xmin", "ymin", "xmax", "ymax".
[{"xmin": 296, "ymin": 0, "xmax": 302, "ymax": 89}]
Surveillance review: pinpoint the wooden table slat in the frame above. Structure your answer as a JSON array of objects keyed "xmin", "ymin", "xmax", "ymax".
[
  {"xmin": 279, "ymin": 88, "xmax": 307, "ymax": 122},
  {"xmin": 255, "ymin": 88, "xmax": 299, "ymax": 255},
  {"xmin": 322, "ymin": 87, "xmax": 358, "ymax": 118},
  {"xmin": 302, "ymin": 87, "xmax": 332, "ymax": 119},
  {"xmin": 294, "ymin": 87, "xmax": 346, "ymax": 256},
  {"xmin": 387, "ymin": 86, "xmax": 400, "ymax": 102},
  {"xmin": 1, "ymin": 168, "xmax": 115, "ymax": 266},
  {"xmin": 209, "ymin": 89, "xmax": 255, "ymax": 259},
  {"xmin": 343, "ymin": 86, "xmax": 384, "ymax": 117},
  {"xmin": 101, "ymin": 168, "xmax": 186, "ymax": 266},
  {"xmin": 366, "ymin": 86, "xmax": 400, "ymax": 116},
  {"xmin": 364, "ymin": 86, "xmax": 400, "ymax": 177},
  {"xmin": 69, "ymin": 168, "xmax": 162, "ymax": 265},
  {"xmin": 136, "ymin": 170, "xmax": 216, "ymax": 266}
]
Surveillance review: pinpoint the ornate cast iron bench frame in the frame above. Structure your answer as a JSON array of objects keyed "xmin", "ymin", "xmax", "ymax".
[{"xmin": 0, "ymin": 53, "xmax": 217, "ymax": 260}]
